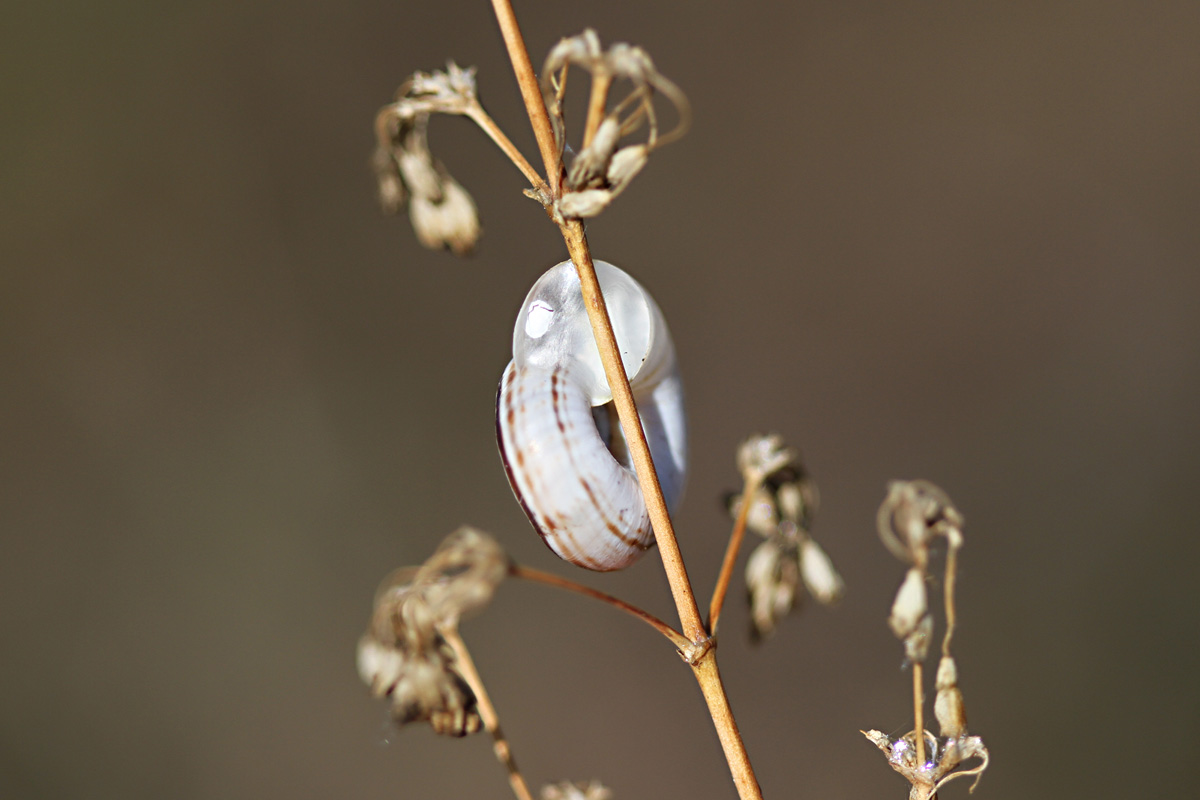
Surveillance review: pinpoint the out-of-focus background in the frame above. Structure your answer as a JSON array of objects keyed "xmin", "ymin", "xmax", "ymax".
[{"xmin": 4, "ymin": 1, "xmax": 1198, "ymax": 798}]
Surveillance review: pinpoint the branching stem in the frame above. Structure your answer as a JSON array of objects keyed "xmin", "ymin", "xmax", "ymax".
[
  {"xmin": 708, "ymin": 475, "xmax": 760, "ymax": 635},
  {"xmin": 489, "ymin": 4, "xmax": 762, "ymax": 798},
  {"xmin": 510, "ymin": 564, "xmax": 689, "ymax": 652},
  {"xmin": 464, "ymin": 104, "xmax": 547, "ymax": 194},
  {"xmin": 441, "ymin": 627, "xmax": 534, "ymax": 800}
]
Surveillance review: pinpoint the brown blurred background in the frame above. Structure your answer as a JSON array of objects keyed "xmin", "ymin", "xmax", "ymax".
[{"xmin": 3, "ymin": 1, "xmax": 1198, "ymax": 798}]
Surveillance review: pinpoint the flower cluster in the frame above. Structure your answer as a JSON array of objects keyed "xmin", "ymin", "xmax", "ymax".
[
  {"xmin": 865, "ymin": 480, "xmax": 988, "ymax": 797},
  {"xmin": 537, "ymin": 29, "xmax": 690, "ymax": 220},
  {"xmin": 728, "ymin": 434, "xmax": 843, "ymax": 640},
  {"xmin": 372, "ymin": 62, "xmax": 482, "ymax": 254},
  {"xmin": 357, "ymin": 527, "xmax": 507, "ymax": 736}
]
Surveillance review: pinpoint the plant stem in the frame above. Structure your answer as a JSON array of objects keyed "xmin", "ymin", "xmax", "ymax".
[
  {"xmin": 510, "ymin": 563, "xmax": 690, "ymax": 651},
  {"xmin": 490, "ymin": 0, "xmax": 562, "ymax": 193},
  {"xmin": 582, "ymin": 72, "xmax": 612, "ymax": 148},
  {"xmin": 490, "ymin": 4, "xmax": 762, "ymax": 798},
  {"xmin": 913, "ymin": 662, "xmax": 926, "ymax": 767},
  {"xmin": 465, "ymin": 104, "xmax": 548, "ymax": 195},
  {"xmin": 708, "ymin": 475, "xmax": 760, "ymax": 635},
  {"xmin": 942, "ymin": 539, "xmax": 959, "ymax": 659},
  {"xmin": 559, "ymin": 221, "xmax": 708, "ymax": 643},
  {"xmin": 442, "ymin": 627, "xmax": 535, "ymax": 800}
]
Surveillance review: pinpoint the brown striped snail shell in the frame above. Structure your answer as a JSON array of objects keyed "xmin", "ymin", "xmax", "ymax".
[{"xmin": 497, "ymin": 260, "xmax": 686, "ymax": 571}]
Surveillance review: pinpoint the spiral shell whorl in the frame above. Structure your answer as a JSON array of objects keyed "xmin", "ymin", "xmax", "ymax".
[{"xmin": 498, "ymin": 260, "xmax": 686, "ymax": 571}]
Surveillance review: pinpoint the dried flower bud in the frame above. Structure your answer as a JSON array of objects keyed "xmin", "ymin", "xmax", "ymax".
[
  {"xmin": 605, "ymin": 144, "xmax": 648, "ymax": 190},
  {"xmin": 415, "ymin": 526, "xmax": 508, "ymax": 626},
  {"xmin": 541, "ymin": 780, "xmax": 612, "ymax": 800},
  {"xmin": 737, "ymin": 434, "xmax": 795, "ymax": 485},
  {"xmin": 729, "ymin": 487, "xmax": 778, "ymax": 538},
  {"xmin": 877, "ymin": 480, "xmax": 963, "ymax": 563},
  {"xmin": 557, "ymin": 188, "xmax": 614, "ymax": 219},
  {"xmin": 934, "ymin": 656, "xmax": 968, "ymax": 737},
  {"xmin": 567, "ymin": 115, "xmax": 622, "ymax": 190},
  {"xmin": 409, "ymin": 177, "xmax": 480, "ymax": 255},
  {"xmin": 904, "ymin": 613, "xmax": 934, "ymax": 663},
  {"xmin": 745, "ymin": 538, "xmax": 799, "ymax": 640},
  {"xmin": 799, "ymin": 538, "xmax": 844, "ymax": 605},
  {"xmin": 889, "ymin": 568, "xmax": 928, "ymax": 640}
]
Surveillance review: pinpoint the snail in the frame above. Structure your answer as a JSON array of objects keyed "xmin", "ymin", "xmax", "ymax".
[{"xmin": 497, "ymin": 260, "xmax": 687, "ymax": 571}]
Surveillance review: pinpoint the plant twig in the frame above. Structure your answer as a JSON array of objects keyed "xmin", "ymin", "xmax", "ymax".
[
  {"xmin": 708, "ymin": 475, "xmax": 760, "ymax": 635},
  {"xmin": 490, "ymin": 5, "xmax": 762, "ymax": 798},
  {"xmin": 942, "ymin": 540, "xmax": 959, "ymax": 659},
  {"xmin": 582, "ymin": 72, "xmax": 612, "ymax": 149},
  {"xmin": 441, "ymin": 627, "xmax": 534, "ymax": 800},
  {"xmin": 489, "ymin": 0, "xmax": 562, "ymax": 193},
  {"xmin": 510, "ymin": 564, "xmax": 690, "ymax": 652},
  {"xmin": 912, "ymin": 662, "xmax": 926, "ymax": 767},
  {"xmin": 464, "ymin": 104, "xmax": 548, "ymax": 194}
]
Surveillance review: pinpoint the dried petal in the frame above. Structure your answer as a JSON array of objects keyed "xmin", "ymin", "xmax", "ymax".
[
  {"xmin": 877, "ymin": 480, "xmax": 964, "ymax": 563},
  {"xmin": 409, "ymin": 177, "xmax": 480, "ymax": 255},
  {"xmin": 745, "ymin": 538, "xmax": 799, "ymax": 639},
  {"xmin": 904, "ymin": 613, "xmax": 934, "ymax": 663},
  {"xmin": 605, "ymin": 144, "xmax": 648, "ymax": 191},
  {"xmin": 934, "ymin": 656, "xmax": 968, "ymax": 737},
  {"xmin": 799, "ymin": 538, "xmax": 844, "ymax": 605},
  {"xmin": 888, "ymin": 568, "xmax": 928, "ymax": 640},
  {"xmin": 567, "ymin": 115, "xmax": 621, "ymax": 190},
  {"xmin": 557, "ymin": 188, "xmax": 613, "ymax": 219}
]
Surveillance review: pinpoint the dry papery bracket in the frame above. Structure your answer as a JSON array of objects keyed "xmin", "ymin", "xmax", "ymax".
[{"xmin": 360, "ymin": 4, "xmax": 990, "ymax": 799}]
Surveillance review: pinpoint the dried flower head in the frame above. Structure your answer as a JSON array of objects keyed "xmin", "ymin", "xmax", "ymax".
[
  {"xmin": 862, "ymin": 729, "xmax": 989, "ymax": 799},
  {"xmin": 374, "ymin": 62, "xmax": 483, "ymax": 254},
  {"xmin": 538, "ymin": 29, "xmax": 690, "ymax": 220},
  {"xmin": 540, "ymin": 779, "xmax": 613, "ymax": 800},
  {"xmin": 728, "ymin": 436, "xmax": 842, "ymax": 639},
  {"xmin": 357, "ymin": 526, "xmax": 508, "ymax": 736},
  {"xmin": 877, "ymin": 479, "xmax": 964, "ymax": 564}
]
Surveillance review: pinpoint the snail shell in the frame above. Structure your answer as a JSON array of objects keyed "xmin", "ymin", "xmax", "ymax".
[{"xmin": 497, "ymin": 260, "xmax": 687, "ymax": 571}]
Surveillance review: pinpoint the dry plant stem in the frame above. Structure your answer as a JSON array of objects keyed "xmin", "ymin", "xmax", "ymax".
[
  {"xmin": 510, "ymin": 564, "xmax": 689, "ymax": 651},
  {"xmin": 708, "ymin": 475, "xmax": 760, "ymax": 635},
  {"xmin": 942, "ymin": 545, "xmax": 958, "ymax": 658},
  {"xmin": 562, "ymin": 134, "xmax": 764, "ymax": 800},
  {"xmin": 912, "ymin": 662, "xmax": 926, "ymax": 767},
  {"xmin": 464, "ymin": 105, "xmax": 547, "ymax": 194},
  {"xmin": 582, "ymin": 72, "xmax": 613, "ymax": 148},
  {"xmin": 491, "ymin": 5, "xmax": 762, "ymax": 798},
  {"xmin": 490, "ymin": 0, "xmax": 563, "ymax": 193},
  {"xmin": 442, "ymin": 627, "xmax": 534, "ymax": 800}
]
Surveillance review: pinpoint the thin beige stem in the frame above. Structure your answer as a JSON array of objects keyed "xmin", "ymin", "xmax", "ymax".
[
  {"xmin": 442, "ymin": 627, "xmax": 534, "ymax": 800},
  {"xmin": 490, "ymin": 0, "xmax": 562, "ymax": 193},
  {"xmin": 464, "ymin": 104, "xmax": 547, "ymax": 194},
  {"xmin": 491, "ymin": 6, "xmax": 761, "ymax": 798},
  {"xmin": 708, "ymin": 476, "xmax": 760, "ymax": 635},
  {"xmin": 691, "ymin": 654, "xmax": 761, "ymax": 800},
  {"xmin": 942, "ymin": 539, "xmax": 959, "ymax": 658},
  {"xmin": 559, "ymin": 221, "xmax": 707, "ymax": 643},
  {"xmin": 510, "ymin": 564, "xmax": 689, "ymax": 651},
  {"xmin": 913, "ymin": 661, "xmax": 926, "ymax": 767},
  {"xmin": 582, "ymin": 72, "xmax": 612, "ymax": 149}
]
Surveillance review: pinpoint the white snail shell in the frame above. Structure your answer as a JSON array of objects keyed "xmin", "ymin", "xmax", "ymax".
[{"xmin": 497, "ymin": 260, "xmax": 686, "ymax": 571}]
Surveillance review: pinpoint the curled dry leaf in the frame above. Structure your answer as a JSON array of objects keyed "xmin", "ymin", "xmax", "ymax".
[{"xmin": 356, "ymin": 526, "xmax": 508, "ymax": 736}]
